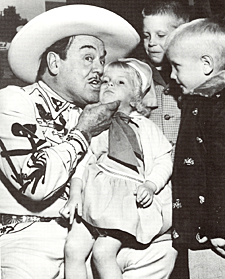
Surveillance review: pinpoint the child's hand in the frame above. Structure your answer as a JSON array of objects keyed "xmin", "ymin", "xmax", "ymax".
[
  {"xmin": 135, "ymin": 181, "xmax": 157, "ymax": 208},
  {"xmin": 60, "ymin": 195, "xmax": 82, "ymax": 225}
]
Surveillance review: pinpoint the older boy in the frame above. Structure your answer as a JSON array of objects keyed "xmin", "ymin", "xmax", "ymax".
[
  {"xmin": 142, "ymin": 0, "xmax": 190, "ymax": 155},
  {"xmin": 167, "ymin": 17, "xmax": 225, "ymax": 278}
]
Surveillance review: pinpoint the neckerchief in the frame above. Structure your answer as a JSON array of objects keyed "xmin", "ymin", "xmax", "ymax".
[{"xmin": 108, "ymin": 112, "xmax": 143, "ymax": 168}]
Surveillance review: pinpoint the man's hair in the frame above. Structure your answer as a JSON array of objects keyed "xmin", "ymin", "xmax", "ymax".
[
  {"xmin": 142, "ymin": 0, "xmax": 190, "ymax": 25},
  {"xmin": 167, "ymin": 16, "xmax": 225, "ymax": 70},
  {"xmin": 105, "ymin": 61, "xmax": 151, "ymax": 117},
  {"xmin": 36, "ymin": 36, "xmax": 76, "ymax": 81}
]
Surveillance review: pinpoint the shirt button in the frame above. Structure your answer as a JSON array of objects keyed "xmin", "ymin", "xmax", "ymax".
[{"xmin": 164, "ymin": 114, "xmax": 171, "ymax": 120}]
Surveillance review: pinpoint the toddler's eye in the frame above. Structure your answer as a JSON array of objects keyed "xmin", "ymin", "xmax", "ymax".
[{"xmin": 101, "ymin": 80, "xmax": 108, "ymax": 84}]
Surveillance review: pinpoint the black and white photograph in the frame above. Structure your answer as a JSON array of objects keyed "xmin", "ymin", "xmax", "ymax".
[{"xmin": 1, "ymin": 1, "xmax": 225, "ymax": 279}]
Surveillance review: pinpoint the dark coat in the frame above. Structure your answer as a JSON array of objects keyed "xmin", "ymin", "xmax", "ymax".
[{"xmin": 172, "ymin": 71, "xmax": 225, "ymax": 250}]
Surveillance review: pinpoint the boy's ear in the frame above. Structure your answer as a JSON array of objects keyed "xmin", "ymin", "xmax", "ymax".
[
  {"xmin": 201, "ymin": 55, "xmax": 214, "ymax": 75},
  {"xmin": 46, "ymin": 52, "xmax": 60, "ymax": 76}
]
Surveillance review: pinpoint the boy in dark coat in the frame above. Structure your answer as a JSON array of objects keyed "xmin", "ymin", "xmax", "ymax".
[{"xmin": 167, "ymin": 16, "xmax": 225, "ymax": 277}]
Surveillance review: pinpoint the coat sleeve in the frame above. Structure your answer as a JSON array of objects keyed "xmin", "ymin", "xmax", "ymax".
[{"xmin": 0, "ymin": 86, "xmax": 88, "ymax": 201}]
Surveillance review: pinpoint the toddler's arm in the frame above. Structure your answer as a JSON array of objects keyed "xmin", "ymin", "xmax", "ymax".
[{"xmin": 60, "ymin": 177, "xmax": 83, "ymax": 224}]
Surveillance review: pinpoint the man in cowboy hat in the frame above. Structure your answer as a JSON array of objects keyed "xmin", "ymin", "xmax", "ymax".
[{"xmin": 0, "ymin": 5, "xmax": 140, "ymax": 279}]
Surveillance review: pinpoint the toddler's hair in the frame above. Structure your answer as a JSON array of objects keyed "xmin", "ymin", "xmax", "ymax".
[
  {"xmin": 104, "ymin": 61, "xmax": 150, "ymax": 117},
  {"xmin": 167, "ymin": 16, "xmax": 225, "ymax": 70},
  {"xmin": 142, "ymin": 0, "xmax": 190, "ymax": 26}
]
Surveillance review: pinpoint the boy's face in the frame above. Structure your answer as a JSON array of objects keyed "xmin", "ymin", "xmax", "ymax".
[
  {"xmin": 99, "ymin": 67, "xmax": 135, "ymax": 113},
  {"xmin": 142, "ymin": 14, "xmax": 180, "ymax": 67},
  {"xmin": 167, "ymin": 40, "xmax": 208, "ymax": 94}
]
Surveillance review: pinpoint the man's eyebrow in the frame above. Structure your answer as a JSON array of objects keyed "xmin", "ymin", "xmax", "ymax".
[
  {"xmin": 79, "ymin": 45, "xmax": 96, "ymax": 51},
  {"xmin": 79, "ymin": 46, "xmax": 106, "ymax": 58}
]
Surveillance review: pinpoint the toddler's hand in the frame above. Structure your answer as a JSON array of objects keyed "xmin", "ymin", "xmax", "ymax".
[
  {"xmin": 60, "ymin": 195, "xmax": 82, "ymax": 225},
  {"xmin": 135, "ymin": 181, "xmax": 157, "ymax": 208}
]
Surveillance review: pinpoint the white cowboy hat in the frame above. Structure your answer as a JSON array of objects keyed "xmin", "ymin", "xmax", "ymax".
[{"xmin": 8, "ymin": 4, "xmax": 140, "ymax": 84}]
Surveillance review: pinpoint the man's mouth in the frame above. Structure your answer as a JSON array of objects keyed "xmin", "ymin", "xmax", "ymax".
[{"xmin": 89, "ymin": 77, "xmax": 101, "ymax": 88}]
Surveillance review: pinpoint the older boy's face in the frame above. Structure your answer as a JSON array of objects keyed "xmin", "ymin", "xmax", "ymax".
[
  {"xmin": 142, "ymin": 14, "xmax": 181, "ymax": 67},
  {"xmin": 167, "ymin": 40, "xmax": 207, "ymax": 94}
]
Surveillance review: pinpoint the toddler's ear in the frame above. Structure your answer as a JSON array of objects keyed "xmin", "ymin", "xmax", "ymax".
[{"xmin": 201, "ymin": 54, "xmax": 214, "ymax": 76}]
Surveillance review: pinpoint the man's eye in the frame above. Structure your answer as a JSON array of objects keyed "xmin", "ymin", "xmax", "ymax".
[
  {"xmin": 85, "ymin": 56, "xmax": 93, "ymax": 62},
  {"xmin": 100, "ymin": 60, "xmax": 105, "ymax": 66}
]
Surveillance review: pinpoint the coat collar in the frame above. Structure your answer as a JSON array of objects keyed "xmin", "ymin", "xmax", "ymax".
[{"xmin": 190, "ymin": 71, "xmax": 225, "ymax": 98}]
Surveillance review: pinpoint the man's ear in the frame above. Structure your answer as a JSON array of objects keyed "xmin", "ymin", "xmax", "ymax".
[
  {"xmin": 46, "ymin": 52, "xmax": 60, "ymax": 76},
  {"xmin": 201, "ymin": 54, "xmax": 214, "ymax": 76}
]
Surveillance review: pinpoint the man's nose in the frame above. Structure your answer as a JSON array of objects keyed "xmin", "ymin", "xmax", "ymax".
[{"xmin": 93, "ymin": 60, "xmax": 104, "ymax": 75}]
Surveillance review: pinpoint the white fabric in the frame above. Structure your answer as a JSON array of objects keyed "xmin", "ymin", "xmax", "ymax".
[
  {"xmin": 0, "ymin": 81, "xmax": 88, "ymax": 217},
  {"xmin": 1, "ymin": 221, "xmax": 67, "ymax": 279}
]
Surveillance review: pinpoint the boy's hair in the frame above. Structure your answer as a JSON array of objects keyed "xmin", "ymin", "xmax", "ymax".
[
  {"xmin": 167, "ymin": 16, "xmax": 225, "ymax": 70},
  {"xmin": 105, "ymin": 61, "xmax": 150, "ymax": 117},
  {"xmin": 142, "ymin": 0, "xmax": 190, "ymax": 26}
]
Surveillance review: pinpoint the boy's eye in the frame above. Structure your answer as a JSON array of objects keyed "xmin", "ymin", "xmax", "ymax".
[
  {"xmin": 119, "ymin": 80, "xmax": 125, "ymax": 85},
  {"xmin": 158, "ymin": 33, "xmax": 166, "ymax": 38}
]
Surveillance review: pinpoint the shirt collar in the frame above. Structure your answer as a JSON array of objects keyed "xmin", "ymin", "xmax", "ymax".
[
  {"xmin": 190, "ymin": 71, "xmax": 225, "ymax": 98},
  {"xmin": 37, "ymin": 81, "xmax": 79, "ymax": 118}
]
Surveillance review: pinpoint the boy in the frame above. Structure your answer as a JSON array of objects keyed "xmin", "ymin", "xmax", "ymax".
[
  {"xmin": 141, "ymin": 0, "xmax": 190, "ymax": 156},
  {"xmin": 167, "ymin": 17, "xmax": 225, "ymax": 278}
]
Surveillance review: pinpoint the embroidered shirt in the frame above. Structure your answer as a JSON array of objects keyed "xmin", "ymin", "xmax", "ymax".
[{"xmin": 0, "ymin": 81, "xmax": 88, "ymax": 217}]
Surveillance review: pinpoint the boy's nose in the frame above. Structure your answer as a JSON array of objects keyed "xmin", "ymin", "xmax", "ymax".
[{"xmin": 108, "ymin": 81, "xmax": 114, "ymax": 87}]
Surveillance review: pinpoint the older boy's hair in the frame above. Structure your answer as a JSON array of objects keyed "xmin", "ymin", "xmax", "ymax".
[
  {"xmin": 168, "ymin": 16, "xmax": 225, "ymax": 70},
  {"xmin": 142, "ymin": 0, "xmax": 190, "ymax": 25}
]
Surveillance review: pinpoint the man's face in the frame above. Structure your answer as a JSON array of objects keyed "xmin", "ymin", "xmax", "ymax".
[
  {"xmin": 142, "ymin": 14, "xmax": 180, "ymax": 67},
  {"xmin": 58, "ymin": 35, "xmax": 106, "ymax": 106},
  {"xmin": 100, "ymin": 67, "xmax": 134, "ymax": 113},
  {"xmin": 167, "ymin": 40, "xmax": 207, "ymax": 94}
]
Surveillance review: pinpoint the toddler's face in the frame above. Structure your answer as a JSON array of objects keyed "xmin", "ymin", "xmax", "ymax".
[
  {"xmin": 167, "ymin": 41, "xmax": 208, "ymax": 94},
  {"xmin": 142, "ymin": 14, "xmax": 179, "ymax": 67},
  {"xmin": 99, "ymin": 67, "xmax": 135, "ymax": 113}
]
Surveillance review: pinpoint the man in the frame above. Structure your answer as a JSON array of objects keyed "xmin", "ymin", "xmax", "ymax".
[{"xmin": 0, "ymin": 5, "xmax": 139, "ymax": 279}]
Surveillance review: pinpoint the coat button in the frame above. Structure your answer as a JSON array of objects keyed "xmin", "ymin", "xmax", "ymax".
[
  {"xmin": 192, "ymin": 108, "xmax": 198, "ymax": 115},
  {"xmin": 164, "ymin": 114, "xmax": 171, "ymax": 120},
  {"xmin": 196, "ymin": 137, "xmax": 203, "ymax": 143}
]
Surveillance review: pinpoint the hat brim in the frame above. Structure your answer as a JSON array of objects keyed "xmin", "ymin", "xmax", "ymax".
[{"xmin": 8, "ymin": 4, "xmax": 140, "ymax": 84}]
